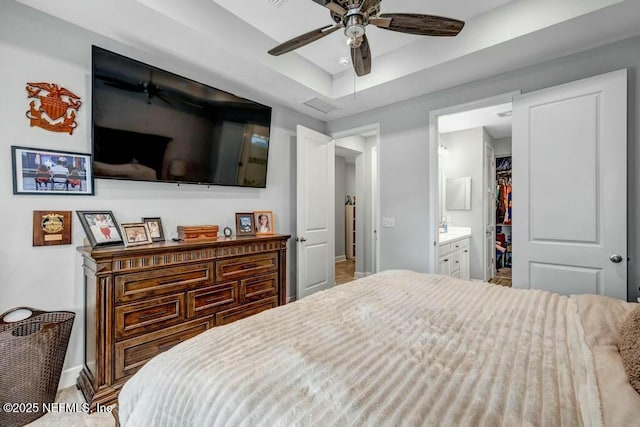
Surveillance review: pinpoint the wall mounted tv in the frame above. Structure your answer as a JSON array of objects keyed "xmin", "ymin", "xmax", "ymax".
[{"xmin": 92, "ymin": 46, "xmax": 272, "ymax": 188}]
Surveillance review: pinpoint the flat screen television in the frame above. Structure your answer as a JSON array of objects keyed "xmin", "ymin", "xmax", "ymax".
[{"xmin": 91, "ymin": 46, "xmax": 272, "ymax": 188}]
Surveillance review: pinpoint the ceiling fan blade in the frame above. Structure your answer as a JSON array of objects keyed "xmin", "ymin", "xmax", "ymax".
[
  {"xmin": 377, "ymin": 13, "xmax": 465, "ymax": 36},
  {"xmin": 368, "ymin": 17, "xmax": 391, "ymax": 28},
  {"xmin": 350, "ymin": 34, "xmax": 371, "ymax": 77},
  {"xmin": 358, "ymin": 0, "xmax": 379, "ymax": 14},
  {"xmin": 268, "ymin": 24, "xmax": 342, "ymax": 56},
  {"xmin": 311, "ymin": 0, "xmax": 346, "ymax": 16}
]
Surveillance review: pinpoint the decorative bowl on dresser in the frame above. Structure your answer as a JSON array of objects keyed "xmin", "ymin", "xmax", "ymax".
[{"xmin": 76, "ymin": 234, "xmax": 290, "ymax": 411}]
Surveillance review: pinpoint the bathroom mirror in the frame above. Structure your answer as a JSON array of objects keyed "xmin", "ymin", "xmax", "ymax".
[{"xmin": 446, "ymin": 177, "xmax": 471, "ymax": 210}]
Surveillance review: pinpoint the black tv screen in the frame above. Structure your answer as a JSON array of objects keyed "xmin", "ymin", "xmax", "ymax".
[{"xmin": 91, "ymin": 46, "xmax": 272, "ymax": 188}]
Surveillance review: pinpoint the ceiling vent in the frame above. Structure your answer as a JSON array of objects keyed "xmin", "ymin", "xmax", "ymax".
[
  {"xmin": 267, "ymin": 0, "xmax": 288, "ymax": 7},
  {"xmin": 303, "ymin": 97, "xmax": 340, "ymax": 114}
]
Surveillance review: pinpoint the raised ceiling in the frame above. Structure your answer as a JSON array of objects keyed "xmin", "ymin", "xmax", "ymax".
[{"xmin": 14, "ymin": 0, "xmax": 640, "ymax": 121}]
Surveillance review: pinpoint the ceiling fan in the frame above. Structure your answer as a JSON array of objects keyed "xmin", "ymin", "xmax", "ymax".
[{"xmin": 268, "ymin": 0, "xmax": 465, "ymax": 77}]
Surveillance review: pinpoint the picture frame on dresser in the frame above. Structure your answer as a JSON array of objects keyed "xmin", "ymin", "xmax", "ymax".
[
  {"xmin": 141, "ymin": 217, "xmax": 165, "ymax": 242},
  {"xmin": 76, "ymin": 210, "xmax": 123, "ymax": 247},
  {"xmin": 121, "ymin": 222, "xmax": 153, "ymax": 247},
  {"xmin": 254, "ymin": 210, "xmax": 274, "ymax": 235},
  {"xmin": 235, "ymin": 212, "xmax": 255, "ymax": 236}
]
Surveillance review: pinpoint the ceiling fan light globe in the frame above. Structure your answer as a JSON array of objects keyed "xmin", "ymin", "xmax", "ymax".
[{"xmin": 344, "ymin": 24, "xmax": 365, "ymax": 38}]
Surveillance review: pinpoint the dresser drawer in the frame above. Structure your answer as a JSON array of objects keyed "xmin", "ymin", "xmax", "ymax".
[
  {"xmin": 187, "ymin": 282, "xmax": 239, "ymax": 318},
  {"xmin": 241, "ymin": 273, "xmax": 278, "ymax": 302},
  {"xmin": 115, "ymin": 262, "xmax": 213, "ymax": 303},
  {"xmin": 215, "ymin": 253, "xmax": 278, "ymax": 282},
  {"xmin": 114, "ymin": 317, "xmax": 213, "ymax": 381},
  {"xmin": 115, "ymin": 294, "xmax": 186, "ymax": 340},
  {"xmin": 215, "ymin": 296, "xmax": 278, "ymax": 326}
]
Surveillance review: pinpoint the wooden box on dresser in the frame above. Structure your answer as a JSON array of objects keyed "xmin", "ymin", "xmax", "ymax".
[{"xmin": 77, "ymin": 234, "xmax": 290, "ymax": 411}]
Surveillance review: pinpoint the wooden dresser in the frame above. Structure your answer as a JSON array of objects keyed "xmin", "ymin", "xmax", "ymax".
[{"xmin": 77, "ymin": 234, "xmax": 290, "ymax": 410}]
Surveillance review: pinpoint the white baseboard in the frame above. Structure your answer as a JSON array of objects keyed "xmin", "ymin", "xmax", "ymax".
[
  {"xmin": 335, "ymin": 255, "xmax": 346, "ymax": 262},
  {"xmin": 58, "ymin": 365, "xmax": 82, "ymax": 390},
  {"xmin": 286, "ymin": 296, "xmax": 296, "ymax": 304}
]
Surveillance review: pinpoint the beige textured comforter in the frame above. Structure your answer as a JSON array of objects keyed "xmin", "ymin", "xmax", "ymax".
[{"xmin": 118, "ymin": 270, "xmax": 638, "ymax": 426}]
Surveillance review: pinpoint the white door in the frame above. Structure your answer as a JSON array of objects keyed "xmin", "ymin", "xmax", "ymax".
[
  {"xmin": 512, "ymin": 69, "xmax": 627, "ymax": 299},
  {"xmin": 484, "ymin": 143, "xmax": 496, "ymax": 281},
  {"xmin": 296, "ymin": 125, "xmax": 335, "ymax": 299}
]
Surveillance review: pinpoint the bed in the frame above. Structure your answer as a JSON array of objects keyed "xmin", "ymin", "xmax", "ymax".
[{"xmin": 118, "ymin": 270, "xmax": 640, "ymax": 426}]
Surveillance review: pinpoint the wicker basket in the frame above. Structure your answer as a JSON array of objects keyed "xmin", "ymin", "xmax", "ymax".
[{"xmin": 0, "ymin": 307, "xmax": 75, "ymax": 427}]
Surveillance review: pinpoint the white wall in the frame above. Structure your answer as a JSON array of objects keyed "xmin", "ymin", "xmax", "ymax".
[
  {"xmin": 440, "ymin": 128, "xmax": 484, "ymax": 280},
  {"xmin": 335, "ymin": 156, "xmax": 347, "ymax": 258},
  {"xmin": 493, "ymin": 137, "xmax": 512, "ymax": 157},
  {"xmin": 345, "ymin": 163, "xmax": 356, "ymax": 197},
  {"xmin": 0, "ymin": 4, "xmax": 325, "ymax": 388},
  {"xmin": 327, "ymin": 35, "xmax": 640, "ymax": 302}
]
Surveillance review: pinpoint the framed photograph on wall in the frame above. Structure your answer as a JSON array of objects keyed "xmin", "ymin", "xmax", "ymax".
[
  {"xmin": 121, "ymin": 223, "xmax": 153, "ymax": 247},
  {"xmin": 254, "ymin": 210, "xmax": 274, "ymax": 235},
  {"xmin": 76, "ymin": 210, "xmax": 123, "ymax": 247},
  {"xmin": 141, "ymin": 217, "xmax": 165, "ymax": 242},
  {"xmin": 12, "ymin": 146, "xmax": 93, "ymax": 195},
  {"xmin": 235, "ymin": 212, "xmax": 255, "ymax": 236}
]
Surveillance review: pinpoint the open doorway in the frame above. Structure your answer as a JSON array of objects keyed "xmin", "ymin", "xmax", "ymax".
[
  {"xmin": 333, "ymin": 127, "xmax": 379, "ymax": 286},
  {"xmin": 431, "ymin": 94, "xmax": 515, "ymax": 285},
  {"xmin": 427, "ymin": 71, "xmax": 627, "ymax": 298},
  {"xmin": 295, "ymin": 124, "xmax": 380, "ymax": 299}
]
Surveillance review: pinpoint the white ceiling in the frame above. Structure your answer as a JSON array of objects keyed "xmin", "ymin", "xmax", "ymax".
[
  {"xmin": 439, "ymin": 102, "xmax": 513, "ymax": 139},
  {"xmin": 14, "ymin": 0, "xmax": 640, "ymax": 121}
]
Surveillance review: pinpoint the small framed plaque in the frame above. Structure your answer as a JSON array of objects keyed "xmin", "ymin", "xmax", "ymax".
[{"xmin": 33, "ymin": 211, "xmax": 72, "ymax": 246}]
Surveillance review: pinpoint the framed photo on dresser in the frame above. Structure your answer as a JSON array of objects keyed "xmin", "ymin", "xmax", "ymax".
[
  {"xmin": 142, "ymin": 217, "xmax": 165, "ymax": 242},
  {"xmin": 121, "ymin": 222, "xmax": 153, "ymax": 247},
  {"xmin": 254, "ymin": 210, "xmax": 274, "ymax": 235},
  {"xmin": 235, "ymin": 213, "xmax": 255, "ymax": 236},
  {"xmin": 76, "ymin": 210, "xmax": 123, "ymax": 247}
]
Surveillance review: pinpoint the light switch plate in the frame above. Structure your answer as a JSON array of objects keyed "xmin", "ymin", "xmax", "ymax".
[{"xmin": 382, "ymin": 217, "xmax": 395, "ymax": 227}]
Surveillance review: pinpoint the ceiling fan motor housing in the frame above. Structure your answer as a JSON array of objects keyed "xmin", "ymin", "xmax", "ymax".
[{"xmin": 344, "ymin": 10, "xmax": 365, "ymax": 38}]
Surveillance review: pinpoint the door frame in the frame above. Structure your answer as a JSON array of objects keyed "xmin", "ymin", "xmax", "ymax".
[
  {"xmin": 331, "ymin": 123, "xmax": 381, "ymax": 275},
  {"xmin": 484, "ymin": 142, "xmax": 496, "ymax": 281},
  {"xmin": 427, "ymin": 91, "xmax": 520, "ymax": 276}
]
